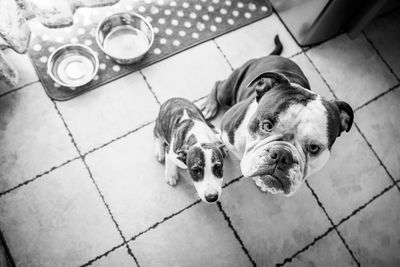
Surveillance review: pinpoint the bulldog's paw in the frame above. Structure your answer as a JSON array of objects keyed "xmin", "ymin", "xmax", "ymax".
[
  {"xmin": 201, "ymin": 97, "xmax": 219, "ymax": 120},
  {"xmin": 165, "ymin": 173, "xmax": 179, "ymax": 186}
]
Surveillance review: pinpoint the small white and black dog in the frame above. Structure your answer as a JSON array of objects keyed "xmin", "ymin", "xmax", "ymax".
[{"xmin": 154, "ymin": 97, "xmax": 227, "ymax": 203}]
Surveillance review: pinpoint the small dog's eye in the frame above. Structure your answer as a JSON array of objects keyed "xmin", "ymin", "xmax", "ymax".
[
  {"xmin": 213, "ymin": 164, "xmax": 223, "ymax": 178},
  {"xmin": 261, "ymin": 120, "xmax": 273, "ymax": 132},
  {"xmin": 192, "ymin": 168, "xmax": 200, "ymax": 175},
  {"xmin": 308, "ymin": 144, "xmax": 321, "ymax": 154}
]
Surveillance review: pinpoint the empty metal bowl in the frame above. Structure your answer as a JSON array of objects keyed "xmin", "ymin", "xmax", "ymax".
[
  {"xmin": 47, "ymin": 44, "xmax": 99, "ymax": 88},
  {"xmin": 96, "ymin": 12, "xmax": 154, "ymax": 64}
]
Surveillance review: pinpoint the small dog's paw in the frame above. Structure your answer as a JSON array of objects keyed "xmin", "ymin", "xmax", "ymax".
[{"xmin": 166, "ymin": 173, "xmax": 179, "ymax": 186}]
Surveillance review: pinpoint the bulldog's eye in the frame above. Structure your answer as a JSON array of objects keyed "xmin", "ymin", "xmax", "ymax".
[
  {"xmin": 261, "ymin": 120, "xmax": 273, "ymax": 132},
  {"xmin": 308, "ymin": 144, "xmax": 321, "ymax": 154}
]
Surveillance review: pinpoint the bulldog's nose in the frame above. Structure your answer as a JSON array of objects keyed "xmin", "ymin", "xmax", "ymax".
[
  {"xmin": 269, "ymin": 148, "xmax": 293, "ymax": 169},
  {"xmin": 205, "ymin": 193, "xmax": 219, "ymax": 203}
]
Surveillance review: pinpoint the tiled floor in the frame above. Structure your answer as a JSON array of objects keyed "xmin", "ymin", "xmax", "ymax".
[{"xmin": 1, "ymin": 7, "xmax": 400, "ymax": 267}]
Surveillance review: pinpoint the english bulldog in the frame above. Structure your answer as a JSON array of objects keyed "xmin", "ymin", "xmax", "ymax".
[
  {"xmin": 201, "ymin": 55, "xmax": 353, "ymax": 196},
  {"xmin": 154, "ymin": 97, "xmax": 227, "ymax": 203}
]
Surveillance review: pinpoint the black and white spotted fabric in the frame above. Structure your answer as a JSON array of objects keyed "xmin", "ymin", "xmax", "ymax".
[{"xmin": 28, "ymin": 0, "xmax": 272, "ymax": 100}]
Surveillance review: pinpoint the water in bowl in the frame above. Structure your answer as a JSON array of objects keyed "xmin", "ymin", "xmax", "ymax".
[{"xmin": 103, "ymin": 25, "xmax": 149, "ymax": 59}]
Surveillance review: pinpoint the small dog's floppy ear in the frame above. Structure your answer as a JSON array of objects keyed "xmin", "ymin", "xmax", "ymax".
[
  {"xmin": 335, "ymin": 101, "xmax": 354, "ymax": 135},
  {"xmin": 216, "ymin": 141, "xmax": 228, "ymax": 159},
  {"xmin": 176, "ymin": 148, "xmax": 187, "ymax": 165},
  {"xmin": 170, "ymin": 144, "xmax": 189, "ymax": 169},
  {"xmin": 247, "ymin": 72, "xmax": 290, "ymax": 102}
]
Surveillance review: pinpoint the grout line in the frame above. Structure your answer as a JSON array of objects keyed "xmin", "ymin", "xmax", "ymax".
[
  {"xmin": 0, "ymin": 156, "xmax": 80, "ymax": 198},
  {"xmin": 304, "ymin": 50, "xmax": 399, "ymax": 190},
  {"xmin": 82, "ymin": 153, "xmax": 140, "ymax": 266},
  {"xmin": 269, "ymin": 7, "xmax": 303, "ymax": 49},
  {"xmin": 277, "ymin": 226, "xmax": 335, "ymax": 266},
  {"xmin": 305, "ymin": 181, "xmax": 360, "ymax": 266},
  {"xmin": 80, "ymin": 242, "xmax": 126, "ymax": 267},
  {"xmin": 125, "ymin": 244, "xmax": 139, "ymax": 267},
  {"xmin": 81, "ymin": 175, "xmax": 244, "ymax": 265},
  {"xmin": 0, "ymin": 80, "xmax": 39, "ymax": 99},
  {"xmin": 271, "ymin": 4, "xmax": 343, "ymax": 51},
  {"xmin": 354, "ymin": 123, "xmax": 400, "ymax": 191},
  {"xmin": 223, "ymin": 175, "xmax": 244, "ymax": 188},
  {"xmin": 302, "ymin": 52, "xmax": 339, "ymax": 100},
  {"xmin": 0, "ymin": 120, "xmax": 154, "ymax": 198},
  {"xmin": 217, "ymin": 202, "xmax": 256, "ymax": 266},
  {"xmin": 52, "ymin": 101, "xmax": 141, "ymax": 266},
  {"xmin": 288, "ymin": 50, "xmax": 304, "ymax": 59},
  {"xmin": 280, "ymin": 179, "xmax": 400, "ymax": 266},
  {"xmin": 212, "ymin": 39, "xmax": 235, "ymax": 71},
  {"xmin": 354, "ymin": 83, "xmax": 400, "ymax": 112},
  {"xmin": 0, "ymin": 228, "xmax": 16, "ymax": 267},
  {"xmin": 335, "ymin": 179, "xmax": 400, "ymax": 227},
  {"xmin": 52, "ymin": 100, "xmax": 83, "ymax": 154},
  {"xmin": 139, "ymin": 70, "xmax": 161, "ymax": 105},
  {"xmin": 362, "ymin": 32, "xmax": 400, "ymax": 83},
  {"xmin": 83, "ymin": 120, "xmax": 154, "ymax": 157},
  {"xmin": 126, "ymin": 199, "xmax": 202, "ymax": 243},
  {"xmin": 82, "ymin": 200, "xmax": 201, "ymax": 266}
]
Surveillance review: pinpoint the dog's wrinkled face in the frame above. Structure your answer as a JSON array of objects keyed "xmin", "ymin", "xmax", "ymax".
[
  {"xmin": 185, "ymin": 143, "xmax": 227, "ymax": 203},
  {"xmin": 240, "ymin": 72, "xmax": 353, "ymax": 196}
]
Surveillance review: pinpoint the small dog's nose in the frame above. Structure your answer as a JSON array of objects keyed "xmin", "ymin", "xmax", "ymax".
[
  {"xmin": 205, "ymin": 193, "xmax": 219, "ymax": 203},
  {"xmin": 269, "ymin": 148, "xmax": 293, "ymax": 169}
]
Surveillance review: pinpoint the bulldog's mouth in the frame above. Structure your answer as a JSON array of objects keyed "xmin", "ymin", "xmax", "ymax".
[{"xmin": 252, "ymin": 173, "xmax": 290, "ymax": 194}]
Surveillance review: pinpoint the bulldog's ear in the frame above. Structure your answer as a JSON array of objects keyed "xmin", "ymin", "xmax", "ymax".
[
  {"xmin": 334, "ymin": 101, "xmax": 354, "ymax": 135},
  {"xmin": 216, "ymin": 141, "xmax": 228, "ymax": 158},
  {"xmin": 247, "ymin": 72, "xmax": 290, "ymax": 102}
]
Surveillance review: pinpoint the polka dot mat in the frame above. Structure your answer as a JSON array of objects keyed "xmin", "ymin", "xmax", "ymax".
[{"xmin": 27, "ymin": 0, "xmax": 272, "ymax": 100}]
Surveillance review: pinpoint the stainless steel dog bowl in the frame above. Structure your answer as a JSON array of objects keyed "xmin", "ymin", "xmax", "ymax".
[
  {"xmin": 96, "ymin": 12, "xmax": 154, "ymax": 64},
  {"xmin": 47, "ymin": 44, "xmax": 99, "ymax": 88}
]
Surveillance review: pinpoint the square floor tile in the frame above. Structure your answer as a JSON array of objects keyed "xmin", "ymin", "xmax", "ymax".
[
  {"xmin": 0, "ymin": 83, "xmax": 78, "ymax": 193},
  {"xmin": 129, "ymin": 203, "xmax": 252, "ymax": 267},
  {"xmin": 338, "ymin": 188, "xmax": 400, "ymax": 266},
  {"xmin": 307, "ymin": 34, "xmax": 397, "ymax": 108},
  {"xmin": 91, "ymin": 246, "xmax": 136, "ymax": 267},
  {"xmin": 356, "ymin": 88, "xmax": 400, "ymax": 179},
  {"xmin": 56, "ymin": 72, "xmax": 158, "ymax": 153},
  {"xmin": 220, "ymin": 178, "xmax": 331, "ymax": 265},
  {"xmin": 86, "ymin": 123, "xmax": 241, "ymax": 239},
  {"xmin": 307, "ymin": 123, "xmax": 393, "ymax": 224},
  {"xmin": 364, "ymin": 9, "xmax": 400, "ymax": 79},
  {"xmin": 290, "ymin": 53, "xmax": 334, "ymax": 99},
  {"xmin": 0, "ymin": 160, "xmax": 122, "ymax": 267},
  {"xmin": 215, "ymin": 15, "xmax": 302, "ymax": 69},
  {"xmin": 0, "ymin": 49, "xmax": 39, "ymax": 95},
  {"xmin": 141, "ymin": 41, "xmax": 232, "ymax": 103},
  {"xmin": 286, "ymin": 231, "xmax": 356, "ymax": 267}
]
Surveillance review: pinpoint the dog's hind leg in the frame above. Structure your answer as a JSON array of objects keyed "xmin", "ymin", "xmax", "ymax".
[
  {"xmin": 154, "ymin": 137, "xmax": 166, "ymax": 163},
  {"xmin": 201, "ymin": 81, "xmax": 220, "ymax": 120}
]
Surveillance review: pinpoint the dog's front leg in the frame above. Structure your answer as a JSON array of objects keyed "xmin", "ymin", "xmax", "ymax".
[
  {"xmin": 165, "ymin": 153, "xmax": 179, "ymax": 186},
  {"xmin": 154, "ymin": 137, "xmax": 165, "ymax": 163}
]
